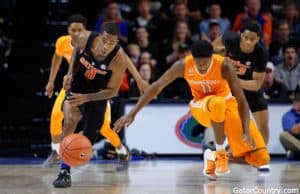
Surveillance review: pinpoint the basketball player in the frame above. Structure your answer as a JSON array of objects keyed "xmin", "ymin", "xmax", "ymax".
[
  {"xmin": 212, "ymin": 22, "xmax": 269, "ymax": 144},
  {"xmin": 114, "ymin": 40, "xmax": 270, "ymax": 180},
  {"xmin": 44, "ymin": 15, "xmax": 148, "ymax": 168},
  {"xmin": 52, "ymin": 22, "xmax": 148, "ymax": 188},
  {"xmin": 44, "ymin": 14, "xmax": 87, "ymax": 167}
]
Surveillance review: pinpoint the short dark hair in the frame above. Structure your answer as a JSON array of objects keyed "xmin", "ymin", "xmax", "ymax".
[
  {"xmin": 209, "ymin": 21, "xmax": 220, "ymax": 29},
  {"xmin": 67, "ymin": 14, "xmax": 87, "ymax": 28},
  {"xmin": 283, "ymin": 42, "xmax": 297, "ymax": 53},
  {"xmin": 191, "ymin": 40, "xmax": 213, "ymax": 58},
  {"xmin": 101, "ymin": 22, "xmax": 120, "ymax": 36},
  {"xmin": 242, "ymin": 21, "xmax": 262, "ymax": 37}
]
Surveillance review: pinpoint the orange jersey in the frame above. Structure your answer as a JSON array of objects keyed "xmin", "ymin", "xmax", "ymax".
[
  {"xmin": 55, "ymin": 35, "xmax": 73, "ymax": 64},
  {"xmin": 184, "ymin": 54, "xmax": 231, "ymax": 100}
]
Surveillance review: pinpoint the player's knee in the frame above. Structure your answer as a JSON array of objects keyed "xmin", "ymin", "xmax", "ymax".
[{"xmin": 209, "ymin": 97, "xmax": 226, "ymax": 122}]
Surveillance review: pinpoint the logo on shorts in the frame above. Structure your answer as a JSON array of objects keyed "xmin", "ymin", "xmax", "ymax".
[{"xmin": 175, "ymin": 111, "xmax": 205, "ymax": 149}]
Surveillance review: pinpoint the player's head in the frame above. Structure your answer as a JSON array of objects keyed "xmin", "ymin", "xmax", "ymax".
[
  {"xmin": 240, "ymin": 21, "xmax": 261, "ymax": 53},
  {"xmin": 191, "ymin": 40, "xmax": 213, "ymax": 67},
  {"xmin": 67, "ymin": 14, "xmax": 87, "ymax": 39},
  {"xmin": 98, "ymin": 22, "xmax": 119, "ymax": 57}
]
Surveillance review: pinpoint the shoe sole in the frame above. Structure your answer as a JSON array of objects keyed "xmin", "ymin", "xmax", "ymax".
[
  {"xmin": 215, "ymin": 169, "xmax": 231, "ymax": 177},
  {"xmin": 202, "ymin": 149, "xmax": 217, "ymax": 180}
]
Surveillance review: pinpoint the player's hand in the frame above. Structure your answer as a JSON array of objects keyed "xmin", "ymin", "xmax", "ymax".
[
  {"xmin": 67, "ymin": 92, "xmax": 88, "ymax": 107},
  {"xmin": 113, "ymin": 113, "xmax": 135, "ymax": 133},
  {"xmin": 137, "ymin": 80, "xmax": 149, "ymax": 93},
  {"xmin": 242, "ymin": 132, "xmax": 255, "ymax": 149},
  {"xmin": 45, "ymin": 82, "xmax": 54, "ymax": 98},
  {"xmin": 63, "ymin": 74, "xmax": 72, "ymax": 90}
]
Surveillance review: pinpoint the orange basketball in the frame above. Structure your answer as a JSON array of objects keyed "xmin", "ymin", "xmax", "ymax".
[{"xmin": 59, "ymin": 134, "xmax": 93, "ymax": 167}]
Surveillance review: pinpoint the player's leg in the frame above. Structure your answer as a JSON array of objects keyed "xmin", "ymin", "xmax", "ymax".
[
  {"xmin": 223, "ymin": 100, "xmax": 270, "ymax": 171},
  {"xmin": 43, "ymin": 89, "xmax": 66, "ymax": 167},
  {"xmin": 99, "ymin": 101, "xmax": 130, "ymax": 170},
  {"xmin": 52, "ymin": 99, "xmax": 81, "ymax": 188},
  {"xmin": 190, "ymin": 96, "xmax": 229, "ymax": 177},
  {"xmin": 253, "ymin": 109, "xmax": 269, "ymax": 144}
]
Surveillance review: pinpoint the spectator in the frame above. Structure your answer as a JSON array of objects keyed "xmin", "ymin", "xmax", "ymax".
[
  {"xmin": 127, "ymin": 43, "xmax": 141, "ymax": 67},
  {"xmin": 282, "ymin": 1, "xmax": 300, "ymax": 42},
  {"xmin": 275, "ymin": 44, "xmax": 300, "ymax": 92},
  {"xmin": 269, "ymin": 20, "xmax": 291, "ymax": 65},
  {"xmin": 135, "ymin": 27, "xmax": 158, "ymax": 60},
  {"xmin": 199, "ymin": 2, "xmax": 231, "ymax": 37},
  {"xmin": 129, "ymin": 0, "xmax": 159, "ymax": 42},
  {"xmin": 129, "ymin": 63, "xmax": 154, "ymax": 98},
  {"xmin": 202, "ymin": 22, "xmax": 222, "ymax": 42},
  {"xmin": 232, "ymin": 0, "xmax": 272, "ymax": 47},
  {"xmin": 264, "ymin": 62, "xmax": 289, "ymax": 101},
  {"xmin": 94, "ymin": 0, "xmax": 128, "ymax": 44},
  {"xmin": 164, "ymin": 21, "xmax": 193, "ymax": 68},
  {"xmin": 280, "ymin": 88, "xmax": 300, "ymax": 160}
]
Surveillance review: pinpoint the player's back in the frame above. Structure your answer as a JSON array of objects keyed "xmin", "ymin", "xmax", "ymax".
[{"xmin": 184, "ymin": 54, "xmax": 232, "ymax": 101}]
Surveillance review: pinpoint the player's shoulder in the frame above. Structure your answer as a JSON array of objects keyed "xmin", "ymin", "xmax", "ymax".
[
  {"xmin": 56, "ymin": 35, "xmax": 71, "ymax": 44},
  {"xmin": 255, "ymin": 43, "xmax": 268, "ymax": 58}
]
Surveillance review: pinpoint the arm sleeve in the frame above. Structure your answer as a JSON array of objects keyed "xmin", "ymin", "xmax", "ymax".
[{"xmin": 282, "ymin": 111, "xmax": 296, "ymax": 132}]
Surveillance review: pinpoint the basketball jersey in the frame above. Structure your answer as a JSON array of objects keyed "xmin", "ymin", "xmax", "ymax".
[
  {"xmin": 55, "ymin": 35, "xmax": 73, "ymax": 64},
  {"xmin": 71, "ymin": 32, "xmax": 120, "ymax": 93},
  {"xmin": 184, "ymin": 54, "xmax": 231, "ymax": 101}
]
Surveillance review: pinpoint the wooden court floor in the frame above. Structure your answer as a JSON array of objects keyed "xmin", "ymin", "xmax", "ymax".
[{"xmin": 0, "ymin": 159, "xmax": 299, "ymax": 194}]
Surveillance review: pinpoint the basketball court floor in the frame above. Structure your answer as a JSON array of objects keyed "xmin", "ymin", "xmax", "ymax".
[{"xmin": 0, "ymin": 158, "xmax": 299, "ymax": 194}]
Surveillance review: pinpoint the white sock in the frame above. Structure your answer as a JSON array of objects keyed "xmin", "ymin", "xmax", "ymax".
[
  {"xmin": 208, "ymin": 150, "xmax": 216, "ymax": 161},
  {"xmin": 115, "ymin": 144, "xmax": 127, "ymax": 155},
  {"xmin": 51, "ymin": 142, "xmax": 60, "ymax": 154},
  {"xmin": 216, "ymin": 139, "xmax": 227, "ymax": 151}
]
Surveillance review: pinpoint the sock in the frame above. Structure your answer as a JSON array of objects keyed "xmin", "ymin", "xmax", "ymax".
[
  {"xmin": 52, "ymin": 142, "xmax": 60, "ymax": 154},
  {"xmin": 208, "ymin": 151, "xmax": 216, "ymax": 161},
  {"xmin": 216, "ymin": 140, "xmax": 226, "ymax": 151},
  {"xmin": 115, "ymin": 144, "xmax": 127, "ymax": 155},
  {"xmin": 60, "ymin": 162, "xmax": 70, "ymax": 173}
]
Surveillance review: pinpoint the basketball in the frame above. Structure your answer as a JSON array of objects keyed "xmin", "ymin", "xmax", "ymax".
[{"xmin": 59, "ymin": 134, "xmax": 93, "ymax": 167}]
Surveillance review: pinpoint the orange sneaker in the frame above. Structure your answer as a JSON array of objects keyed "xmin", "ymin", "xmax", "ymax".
[
  {"xmin": 203, "ymin": 149, "xmax": 217, "ymax": 180},
  {"xmin": 215, "ymin": 150, "xmax": 230, "ymax": 176}
]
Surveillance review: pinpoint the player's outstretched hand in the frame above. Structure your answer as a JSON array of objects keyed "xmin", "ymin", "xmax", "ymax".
[
  {"xmin": 242, "ymin": 133, "xmax": 256, "ymax": 149},
  {"xmin": 67, "ymin": 92, "xmax": 88, "ymax": 107},
  {"xmin": 114, "ymin": 114, "xmax": 135, "ymax": 133},
  {"xmin": 63, "ymin": 74, "xmax": 72, "ymax": 90}
]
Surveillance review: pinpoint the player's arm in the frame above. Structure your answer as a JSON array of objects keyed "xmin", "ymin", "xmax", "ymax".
[
  {"xmin": 45, "ymin": 53, "xmax": 63, "ymax": 98},
  {"xmin": 222, "ymin": 59, "xmax": 250, "ymax": 135},
  {"xmin": 212, "ymin": 35, "xmax": 226, "ymax": 56},
  {"xmin": 113, "ymin": 60, "xmax": 185, "ymax": 132},
  {"xmin": 123, "ymin": 50, "xmax": 149, "ymax": 92},
  {"xmin": 238, "ymin": 71, "xmax": 266, "ymax": 91}
]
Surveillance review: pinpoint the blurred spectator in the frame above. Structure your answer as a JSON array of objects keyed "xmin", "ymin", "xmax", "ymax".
[
  {"xmin": 275, "ymin": 44, "xmax": 300, "ymax": 92},
  {"xmin": 199, "ymin": 2, "xmax": 231, "ymax": 37},
  {"xmin": 94, "ymin": 0, "xmax": 128, "ymax": 44},
  {"xmin": 264, "ymin": 62, "xmax": 289, "ymax": 101},
  {"xmin": 0, "ymin": 25, "xmax": 10, "ymax": 69},
  {"xmin": 280, "ymin": 88, "xmax": 300, "ymax": 160},
  {"xmin": 202, "ymin": 22, "xmax": 222, "ymax": 42},
  {"xmin": 135, "ymin": 27, "xmax": 159, "ymax": 60},
  {"xmin": 232, "ymin": 0, "xmax": 272, "ymax": 47},
  {"xmin": 164, "ymin": 21, "xmax": 193, "ymax": 68},
  {"xmin": 129, "ymin": 0, "xmax": 159, "ymax": 42},
  {"xmin": 269, "ymin": 20, "xmax": 291, "ymax": 65},
  {"xmin": 127, "ymin": 43, "xmax": 141, "ymax": 66},
  {"xmin": 129, "ymin": 63, "xmax": 154, "ymax": 98},
  {"xmin": 282, "ymin": 1, "xmax": 300, "ymax": 42}
]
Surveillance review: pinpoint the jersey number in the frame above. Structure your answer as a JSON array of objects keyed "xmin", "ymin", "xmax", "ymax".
[
  {"xmin": 200, "ymin": 84, "xmax": 212, "ymax": 94},
  {"xmin": 85, "ymin": 69, "xmax": 96, "ymax": 80}
]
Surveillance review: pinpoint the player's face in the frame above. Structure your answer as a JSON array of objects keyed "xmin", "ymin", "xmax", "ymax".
[
  {"xmin": 98, "ymin": 31, "xmax": 118, "ymax": 57},
  {"xmin": 68, "ymin": 23, "xmax": 86, "ymax": 40},
  {"xmin": 240, "ymin": 30, "xmax": 260, "ymax": 53},
  {"xmin": 194, "ymin": 57, "xmax": 212, "ymax": 71}
]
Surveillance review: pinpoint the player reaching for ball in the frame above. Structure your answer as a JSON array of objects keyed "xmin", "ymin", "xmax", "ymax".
[{"xmin": 52, "ymin": 22, "xmax": 148, "ymax": 188}]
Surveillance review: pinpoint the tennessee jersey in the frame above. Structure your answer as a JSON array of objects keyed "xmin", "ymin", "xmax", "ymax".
[
  {"xmin": 184, "ymin": 54, "xmax": 231, "ymax": 100},
  {"xmin": 55, "ymin": 35, "xmax": 73, "ymax": 64}
]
